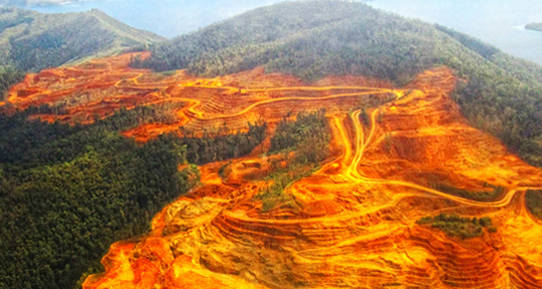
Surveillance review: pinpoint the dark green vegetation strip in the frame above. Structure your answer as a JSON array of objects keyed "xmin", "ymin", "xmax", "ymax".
[
  {"xmin": 135, "ymin": 0, "xmax": 542, "ymax": 167},
  {"xmin": 419, "ymin": 173, "xmax": 505, "ymax": 202},
  {"xmin": 256, "ymin": 110, "xmax": 330, "ymax": 211},
  {"xmin": 526, "ymin": 190, "xmax": 542, "ymax": 220},
  {"xmin": 171, "ymin": 122, "xmax": 267, "ymax": 165},
  {"xmin": 417, "ymin": 214, "xmax": 497, "ymax": 239},
  {"xmin": 429, "ymin": 182, "xmax": 505, "ymax": 202},
  {"xmin": 0, "ymin": 106, "xmax": 266, "ymax": 289}
]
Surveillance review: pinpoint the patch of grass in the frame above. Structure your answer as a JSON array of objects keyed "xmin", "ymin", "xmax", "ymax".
[
  {"xmin": 526, "ymin": 190, "xmax": 542, "ymax": 220},
  {"xmin": 429, "ymin": 181, "xmax": 505, "ymax": 202},
  {"xmin": 218, "ymin": 161, "xmax": 232, "ymax": 180},
  {"xmin": 255, "ymin": 163, "xmax": 317, "ymax": 212},
  {"xmin": 417, "ymin": 214, "xmax": 497, "ymax": 239},
  {"xmin": 160, "ymin": 70, "xmax": 177, "ymax": 76}
]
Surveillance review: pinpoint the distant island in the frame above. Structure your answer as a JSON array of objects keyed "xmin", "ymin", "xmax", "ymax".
[{"xmin": 526, "ymin": 22, "xmax": 542, "ymax": 32}]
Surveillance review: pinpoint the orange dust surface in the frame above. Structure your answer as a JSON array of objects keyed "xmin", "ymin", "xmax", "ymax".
[
  {"xmin": 1, "ymin": 52, "xmax": 398, "ymax": 140},
  {"xmin": 4, "ymin": 53, "xmax": 542, "ymax": 288}
]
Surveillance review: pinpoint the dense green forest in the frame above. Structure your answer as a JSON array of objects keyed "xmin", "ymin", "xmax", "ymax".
[
  {"xmin": 173, "ymin": 123, "xmax": 266, "ymax": 164},
  {"xmin": 525, "ymin": 23, "xmax": 542, "ymax": 32},
  {"xmin": 270, "ymin": 110, "xmax": 330, "ymax": 163},
  {"xmin": 0, "ymin": 106, "xmax": 266, "ymax": 289},
  {"xmin": 134, "ymin": 0, "xmax": 542, "ymax": 167},
  {"xmin": 0, "ymin": 65, "xmax": 23, "ymax": 99}
]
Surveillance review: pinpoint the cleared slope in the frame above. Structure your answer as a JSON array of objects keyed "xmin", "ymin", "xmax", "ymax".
[
  {"xmin": 59, "ymin": 56, "xmax": 541, "ymax": 289},
  {"xmin": 136, "ymin": 0, "xmax": 542, "ymax": 167},
  {"xmin": 5, "ymin": 51, "xmax": 542, "ymax": 289}
]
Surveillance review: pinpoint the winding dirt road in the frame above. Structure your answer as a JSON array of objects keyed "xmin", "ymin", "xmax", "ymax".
[{"xmin": 4, "ymin": 52, "xmax": 542, "ymax": 289}]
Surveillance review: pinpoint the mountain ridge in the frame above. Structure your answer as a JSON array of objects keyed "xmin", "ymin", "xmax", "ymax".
[
  {"xmin": 0, "ymin": 6, "xmax": 164, "ymax": 98},
  {"xmin": 0, "ymin": 7, "xmax": 164, "ymax": 71},
  {"xmin": 1, "ymin": 1, "xmax": 542, "ymax": 289},
  {"xmin": 134, "ymin": 0, "xmax": 542, "ymax": 167}
]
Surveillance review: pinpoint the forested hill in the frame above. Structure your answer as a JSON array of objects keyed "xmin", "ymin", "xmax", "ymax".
[
  {"xmin": 134, "ymin": 0, "xmax": 542, "ymax": 167},
  {"xmin": 0, "ymin": 7, "xmax": 164, "ymax": 97},
  {"xmin": 0, "ymin": 7, "xmax": 163, "ymax": 71}
]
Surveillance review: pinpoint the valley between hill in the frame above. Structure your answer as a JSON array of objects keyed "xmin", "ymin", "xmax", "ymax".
[{"xmin": 3, "ymin": 52, "xmax": 542, "ymax": 288}]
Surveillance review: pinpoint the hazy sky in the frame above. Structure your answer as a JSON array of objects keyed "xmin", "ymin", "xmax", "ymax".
[{"xmin": 369, "ymin": 0, "xmax": 542, "ymax": 64}]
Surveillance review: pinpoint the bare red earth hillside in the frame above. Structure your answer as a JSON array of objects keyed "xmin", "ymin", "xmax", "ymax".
[{"xmin": 3, "ymin": 53, "xmax": 542, "ymax": 289}]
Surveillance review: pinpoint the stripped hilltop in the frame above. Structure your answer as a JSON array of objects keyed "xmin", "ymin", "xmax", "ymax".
[
  {"xmin": 5, "ymin": 47, "xmax": 542, "ymax": 289},
  {"xmin": 136, "ymin": 0, "xmax": 542, "ymax": 167},
  {"xmin": 2, "ymin": 1, "xmax": 542, "ymax": 289}
]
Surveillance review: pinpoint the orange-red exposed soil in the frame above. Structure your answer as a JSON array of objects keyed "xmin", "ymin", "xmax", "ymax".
[
  {"xmin": 2, "ymin": 52, "xmax": 397, "ymax": 140},
  {"xmin": 5, "ymin": 53, "xmax": 542, "ymax": 288}
]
